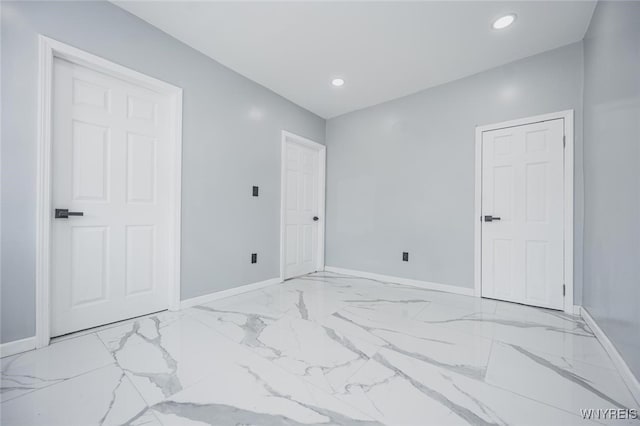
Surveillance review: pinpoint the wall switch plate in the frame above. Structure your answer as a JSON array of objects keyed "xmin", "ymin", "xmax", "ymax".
[
  {"xmin": 251, "ymin": 253, "xmax": 257, "ymax": 264},
  {"xmin": 252, "ymin": 186, "xmax": 259, "ymax": 197},
  {"xmin": 402, "ymin": 252, "xmax": 409, "ymax": 262}
]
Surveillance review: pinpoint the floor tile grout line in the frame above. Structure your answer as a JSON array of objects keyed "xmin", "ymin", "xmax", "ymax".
[
  {"xmin": 339, "ymin": 304, "xmax": 496, "ymax": 350},
  {"xmin": 120, "ymin": 372, "xmax": 161, "ymax": 424},
  {"xmin": 484, "ymin": 340, "xmax": 637, "ymax": 414},
  {"xmin": 484, "ymin": 337, "xmax": 496, "ymax": 380},
  {"xmin": 94, "ymin": 332, "xmax": 151, "ymax": 411},
  {"xmin": 182, "ymin": 298, "xmax": 384, "ymax": 422},
  {"xmin": 333, "ymin": 298, "xmax": 610, "ymax": 375},
  {"xmin": 342, "ymin": 327, "xmax": 603, "ymax": 425},
  {"xmin": 1, "ymin": 359, "xmax": 117, "ymax": 405},
  {"xmin": 324, "ymin": 304, "xmax": 504, "ymax": 423},
  {"xmin": 92, "ymin": 311, "xmax": 196, "ymax": 411},
  {"xmin": 95, "ymin": 310, "xmax": 238, "ymax": 412},
  {"xmin": 354, "ymin": 300, "xmax": 628, "ymax": 403},
  {"xmin": 373, "ymin": 331, "xmax": 617, "ymax": 424},
  {"xmin": 408, "ymin": 300, "xmax": 432, "ymax": 320},
  {"xmin": 5, "ymin": 335, "xmax": 162, "ymax": 426},
  {"xmin": 480, "ymin": 373, "xmax": 612, "ymax": 424},
  {"xmin": 410, "ymin": 308, "xmax": 615, "ymax": 371},
  {"xmin": 95, "ymin": 333, "xmax": 162, "ymax": 426},
  {"xmin": 333, "ymin": 294, "xmax": 627, "ymax": 404},
  {"xmin": 358, "ymin": 319, "xmax": 623, "ymax": 423},
  {"xmin": 582, "ymin": 321, "xmax": 640, "ymax": 406}
]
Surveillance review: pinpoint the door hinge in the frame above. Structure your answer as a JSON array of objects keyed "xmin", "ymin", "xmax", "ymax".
[
  {"xmin": 563, "ymin": 135, "xmax": 566, "ymax": 148},
  {"xmin": 563, "ymin": 284, "xmax": 566, "ymax": 296}
]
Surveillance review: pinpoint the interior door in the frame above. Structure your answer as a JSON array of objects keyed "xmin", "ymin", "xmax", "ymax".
[
  {"xmin": 283, "ymin": 139, "xmax": 321, "ymax": 279},
  {"xmin": 481, "ymin": 118, "xmax": 564, "ymax": 310},
  {"xmin": 51, "ymin": 58, "xmax": 171, "ymax": 336}
]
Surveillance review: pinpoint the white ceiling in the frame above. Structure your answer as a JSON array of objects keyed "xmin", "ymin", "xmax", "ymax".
[{"xmin": 114, "ymin": 1, "xmax": 596, "ymax": 119}]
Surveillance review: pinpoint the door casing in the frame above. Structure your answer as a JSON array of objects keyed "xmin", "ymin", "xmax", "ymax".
[
  {"xmin": 474, "ymin": 110, "xmax": 574, "ymax": 314},
  {"xmin": 280, "ymin": 131, "xmax": 326, "ymax": 282},
  {"xmin": 36, "ymin": 36, "xmax": 183, "ymax": 348}
]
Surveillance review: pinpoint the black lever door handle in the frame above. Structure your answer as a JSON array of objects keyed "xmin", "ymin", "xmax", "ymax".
[
  {"xmin": 484, "ymin": 215, "xmax": 501, "ymax": 222},
  {"xmin": 313, "ymin": 216, "xmax": 319, "ymax": 222},
  {"xmin": 55, "ymin": 209, "xmax": 84, "ymax": 219}
]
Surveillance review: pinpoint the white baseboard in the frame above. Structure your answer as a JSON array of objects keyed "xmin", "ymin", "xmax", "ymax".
[
  {"xmin": 180, "ymin": 277, "xmax": 281, "ymax": 309},
  {"xmin": 580, "ymin": 307, "xmax": 640, "ymax": 406},
  {"xmin": 0, "ymin": 336, "xmax": 37, "ymax": 358},
  {"xmin": 324, "ymin": 266, "xmax": 474, "ymax": 296}
]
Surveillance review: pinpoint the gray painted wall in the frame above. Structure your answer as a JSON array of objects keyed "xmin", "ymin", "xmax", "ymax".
[
  {"xmin": 325, "ymin": 43, "xmax": 584, "ymax": 299},
  {"xmin": 0, "ymin": 1, "xmax": 325, "ymax": 343},
  {"xmin": 582, "ymin": 1, "xmax": 640, "ymax": 380}
]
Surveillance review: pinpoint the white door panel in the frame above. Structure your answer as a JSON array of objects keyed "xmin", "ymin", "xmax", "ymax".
[
  {"xmin": 481, "ymin": 119, "xmax": 564, "ymax": 310},
  {"xmin": 283, "ymin": 139, "xmax": 321, "ymax": 279},
  {"xmin": 51, "ymin": 58, "xmax": 171, "ymax": 336}
]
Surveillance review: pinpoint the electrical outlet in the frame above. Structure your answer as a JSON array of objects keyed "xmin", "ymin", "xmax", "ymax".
[
  {"xmin": 252, "ymin": 186, "xmax": 259, "ymax": 197},
  {"xmin": 402, "ymin": 252, "xmax": 409, "ymax": 262},
  {"xmin": 251, "ymin": 253, "xmax": 257, "ymax": 264}
]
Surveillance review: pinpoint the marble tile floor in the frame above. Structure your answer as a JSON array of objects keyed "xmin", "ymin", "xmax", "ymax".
[{"xmin": 1, "ymin": 272, "xmax": 638, "ymax": 425}]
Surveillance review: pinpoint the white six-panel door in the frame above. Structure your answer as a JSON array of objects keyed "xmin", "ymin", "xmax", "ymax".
[
  {"xmin": 481, "ymin": 119, "xmax": 564, "ymax": 310},
  {"xmin": 51, "ymin": 58, "xmax": 172, "ymax": 336},
  {"xmin": 283, "ymin": 139, "xmax": 321, "ymax": 279}
]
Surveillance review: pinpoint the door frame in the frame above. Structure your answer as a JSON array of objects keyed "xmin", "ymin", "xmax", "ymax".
[
  {"xmin": 474, "ymin": 110, "xmax": 574, "ymax": 314},
  {"xmin": 35, "ymin": 36, "xmax": 183, "ymax": 348},
  {"xmin": 279, "ymin": 131, "xmax": 326, "ymax": 281}
]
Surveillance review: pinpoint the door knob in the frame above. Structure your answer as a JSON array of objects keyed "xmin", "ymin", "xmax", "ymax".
[
  {"xmin": 484, "ymin": 215, "xmax": 501, "ymax": 222},
  {"xmin": 55, "ymin": 209, "xmax": 84, "ymax": 219},
  {"xmin": 313, "ymin": 216, "xmax": 319, "ymax": 222}
]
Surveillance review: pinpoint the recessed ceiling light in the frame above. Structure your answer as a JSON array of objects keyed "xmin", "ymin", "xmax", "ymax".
[
  {"xmin": 331, "ymin": 78, "xmax": 345, "ymax": 87},
  {"xmin": 492, "ymin": 14, "xmax": 516, "ymax": 30}
]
